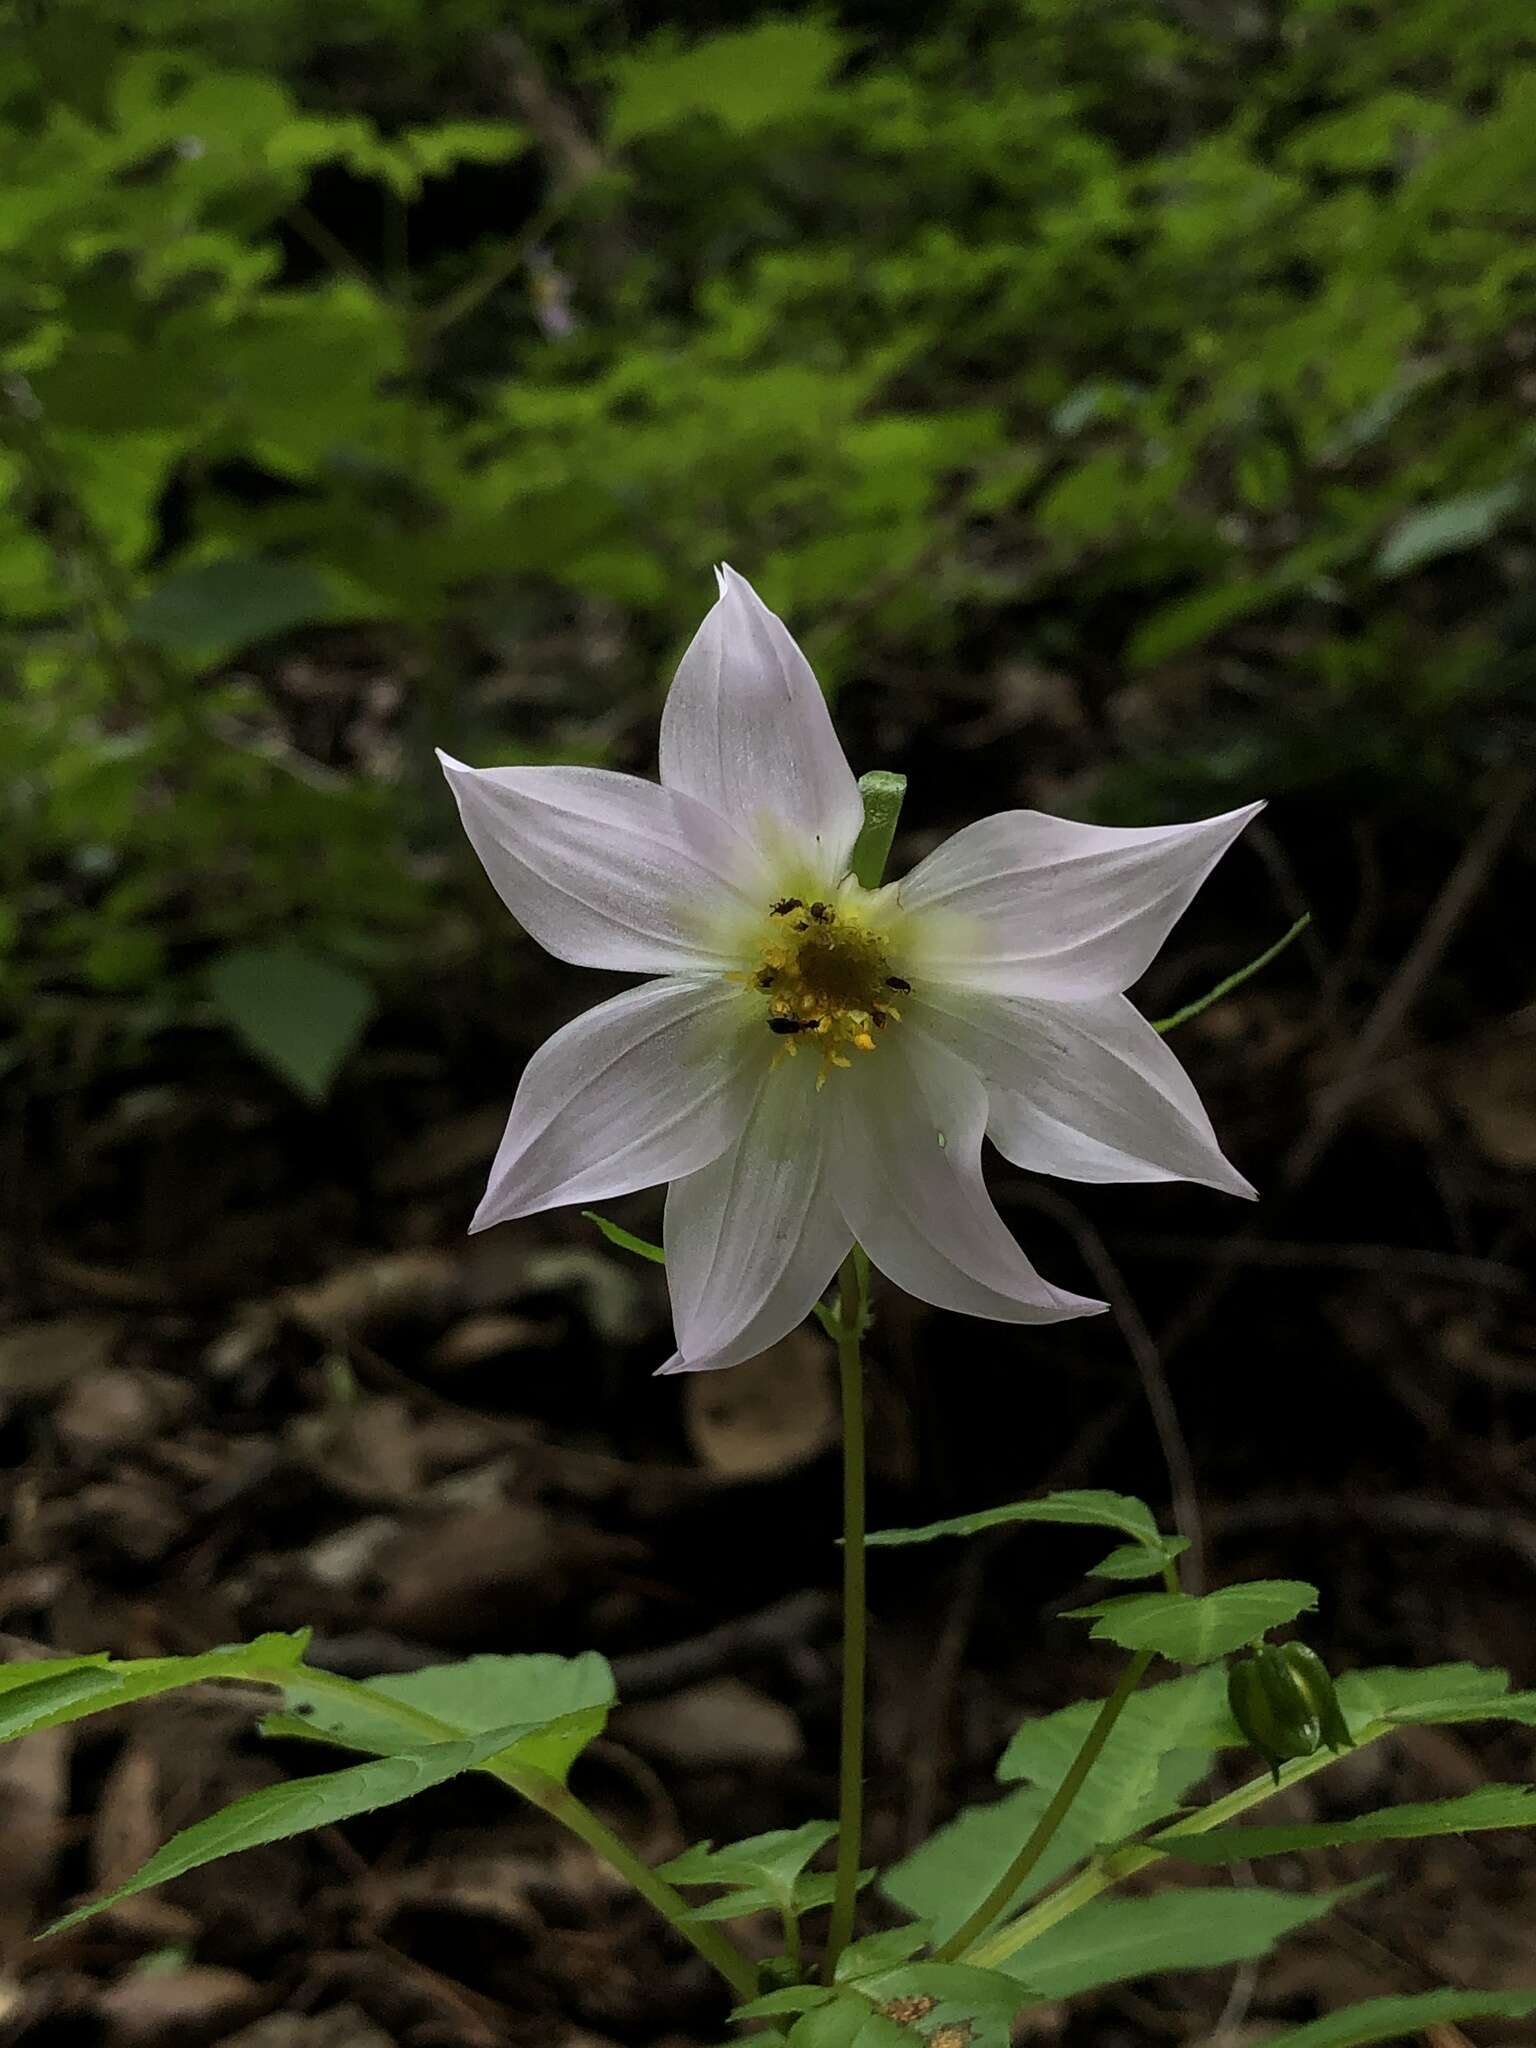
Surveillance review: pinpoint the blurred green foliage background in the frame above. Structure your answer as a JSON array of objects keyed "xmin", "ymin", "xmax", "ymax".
[{"xmin": 3, "ymin": 0, "xmax": 1534, "ymax": 1100}]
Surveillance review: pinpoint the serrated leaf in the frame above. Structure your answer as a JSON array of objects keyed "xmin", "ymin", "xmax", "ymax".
[
  {"xmin": 999, "ymin": 1666, "xmax": 1233, "ymax": 1787},
  {"xmin": 0, "ymin": 1667, "xmax": 124, "ymax": 1741},
  {"xmin": 857, "ymin": 1961, "xmax": 1028, "ymax": 2046},
  {"xmin": 786, "ymin": 2004, "xmax": 907, "ymax": 2048},
  {"xmin": 1257, "ymin": 1989, "xmax": 1536, "ymax": 2047},
  {"xmin": 1162, "ymin": 1785, "xmax": 1536, "ymax": 1864},
  {"xmin": 46, "ymin": 1718, "xmax": 541, "ymax": 1934},
  {"xmin": 1375, "ymin": 484, "xmax": 1522, "ymax": 577},
  {"xmin": 0, "ymin": 1656, "xmax": 109, "ymax": 1698},
  {"xmin": 889, "ymin": 1669, "xmax": 1229, "ymax": 1945},
  {"xmin": 734, "ymin": 1986, "xmax": 836, "ymax": 2021},
  {"xmin": 866, "ymin": 1490, "xmax": 1161, "ymax": 1552},
  {"xmin": 834, "ymin": 1923, "xmax": 932, "ymax": 1981},
  {"xmin": 582, "ymin": 1210, "xmax": 665, "ymax": 1264},
  {"xmin": 207, "ymin": 944, "xmax": 376, "ymax": 1102},
  {"xmin": 1332, "ymin": 1662, "xmax": 1510, "ymax": 1731},
  {"xmin": 271, "ymin": 1652, "xmax": 615, "ymax": 1786},
  {"xmin": 4, "ymin": 1634, "xmax": 308, "ymax": 1741},
  {"xmin": 1091, "ymin": 1537, "xmax": 1191, "ymax": 1581},
  {"xmin": 1387, "ymin": 1691, "xmax": 1536, "ymax": 1726},
  {"xmin": 1066, "ymin": 1582, "xmax": 1317, "ymax": 1663},
  {"xmin": 679, "ymin": 1867, "xmax": 865, "ymax": 1924},
  {"xmin": 997, "ymin": 1884, "xmax": 1360, "ymax": 1998},
  {"xmin": 658, "ymin": 1821, "xmax": 837, "ymax": 1905}
]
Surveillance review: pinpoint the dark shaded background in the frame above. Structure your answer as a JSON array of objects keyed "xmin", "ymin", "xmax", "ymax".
[{"xmin": 2, "ymin": 2, "xmax": 1534, "ymax": 2043}]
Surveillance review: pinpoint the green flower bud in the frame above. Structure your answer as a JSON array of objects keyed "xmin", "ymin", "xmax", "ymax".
[
  {"xmin": 1275, "ymin": 1640, "xmax": 1354, "ymax": 1755},
  {"xmin": 1227, "ymin": 1644, "xmax": 1322, "ymax": 1784}
]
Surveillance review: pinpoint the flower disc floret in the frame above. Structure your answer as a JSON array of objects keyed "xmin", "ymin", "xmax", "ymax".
[{"xmin": 734, "ymin": 882, "xmax": 909, "ymax": 1081}]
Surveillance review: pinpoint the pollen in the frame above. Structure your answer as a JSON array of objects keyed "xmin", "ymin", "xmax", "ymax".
[{"xmin": 736, "ymin": 885, "xmax": 912, "ymax": 1081}]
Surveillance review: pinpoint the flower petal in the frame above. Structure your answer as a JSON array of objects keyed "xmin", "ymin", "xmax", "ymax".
[
  {"xmin": 912, "ymin": 988, "xmax": 1255, "ymax": 1197},
  {"xmin": 899, "ymin": 803, "xmax": 1263, "ymax": 998},
  {"xmin": 825, "ymin": 1027, "xmax": 1105, "ymax": 1325},
  {"xmin": 470, "ymin": 977, "xmax": 758, "ymax": 1230},
  {"xmin": 439, "ymin": 753, "xmax": 758, "ymax": 972},
  {"xmin": 658, "ymin": 566, "xmax": 863, "ymax": 875},
  {"xmin": 658, "ymin": 1057, "xmax": 850, "ymax": 1374}
]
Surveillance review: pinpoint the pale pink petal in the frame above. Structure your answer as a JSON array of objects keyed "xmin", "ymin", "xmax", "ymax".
[
  {"xmin": 658, "ymin": 1057, "xmax": 850, "ymax": 1374},
  {"xmin": 470, "ymin": 977, "xmax": 758, "ymax": 1230},
  {"xmin": 658, "ymin": 566, "xmax": 863, "ymax": 876},
  {"xmin": 439, "ymin": 753, "xmax": 758, "ymax": 972},
  {"xmin": 912, "ymin": 988, "xmax": 1255, "ymax": 1197},
  {"xmin": 899, "ymin": 803, "xmax": 1263, "ymax": 999},
  {"xmin": 825, "ymin": 1027, "xmax": 1105, "ymax": 1325}
]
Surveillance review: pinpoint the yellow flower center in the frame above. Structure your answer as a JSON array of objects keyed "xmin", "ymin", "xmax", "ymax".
[{"xmin": 731, "ymin": 888, "xmax": 910, "ymax": 1085}]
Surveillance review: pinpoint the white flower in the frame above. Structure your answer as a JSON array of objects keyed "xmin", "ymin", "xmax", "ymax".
[{"xmin": 439, "ymin": 568, "xmax": 1259, "ymax": 1374}]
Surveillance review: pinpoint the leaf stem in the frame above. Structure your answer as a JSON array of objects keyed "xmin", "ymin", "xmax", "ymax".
[
  {"xmin": 254, "ymin": 1662, "xmax": 759, "ymax": 1999},
  {"xmin": 936, "ymin": 1650, "xmax": 1154, "ymax": 1962},
  {"xmin": 965, "ymin": 1717, "xmax": 1393, "ymax": 1969},
  {"xmin": 823, "ymin": 1246, "xmax": 871, "ymax": 1980}
]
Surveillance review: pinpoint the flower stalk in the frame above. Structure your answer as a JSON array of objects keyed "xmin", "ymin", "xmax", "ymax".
[{"xmin": 824, "ymin": 1244, "xmax": 872, "ymax": 1979}]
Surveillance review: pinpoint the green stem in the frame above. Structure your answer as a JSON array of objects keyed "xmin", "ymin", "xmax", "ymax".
[
  {"xmin": 257, "ymin": 1663, "xmax": 759, "ymax": 2000},
  {"xmin": 504, "ymin": 1763, "xmax": 760, "ymax": 1999},
  {"xmin": 936, "ymin": 1650, "xmax": 1154, "ymax": 1963},
  {"xmin": 822, "ymin": 1246, "xmax": 871, "ymax": 1981},
  {"xmin": 965, "ymin": 1716, "xmax": 1393, "ymax": 1969}
]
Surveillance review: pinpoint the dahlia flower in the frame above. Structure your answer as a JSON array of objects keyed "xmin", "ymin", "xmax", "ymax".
[{"xmin": 440, "ymin": 569, "xmax": 1257, "ymax": 1373}]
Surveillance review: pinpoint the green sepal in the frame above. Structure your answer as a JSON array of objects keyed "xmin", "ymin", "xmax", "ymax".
[
  {"xmin": 851, "ymin": 770, "xmax": 907, "ymax": 888},
  {"xmin": 1277, "ymin": 1641, "xmax": 1354, "ymax": 1754}
]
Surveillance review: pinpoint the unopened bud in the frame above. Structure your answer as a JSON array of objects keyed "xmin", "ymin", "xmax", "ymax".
[{"xmin": 1227, "ymin": 1641, "xmax": 1351, "ymax": 1784}]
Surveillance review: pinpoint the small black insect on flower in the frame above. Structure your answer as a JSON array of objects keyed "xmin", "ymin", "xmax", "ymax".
[
  {"xmin": 885, "ymin": 974, "xmax": 912, "ymax": 992},
  {"xmin": 769, "ymin": 897, "xmax": 804, "ymax": 917},
  {"xmin": 768, "ymin": 1016, "xmax": 819, "ymax": 1035}
]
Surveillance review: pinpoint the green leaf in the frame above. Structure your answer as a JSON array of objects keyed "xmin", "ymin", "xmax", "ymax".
[
  {"xmin": 657, "ymin": 1821, "xmax": 837, "ymax": 1905},
  {"xmin": 0, "ymin": 1656, "xmax": 109, "ymax": 1698},
  {"xmin": 677, "ymin": 1868, "xmax": 868, "ymax": 1925},
  {"xmin": 866, "ymin": 1490, "xmax": 1161, "ymax": 1551},
  {"xmin": 998, "ymin": 1884, "xmax": 1360, "ymax": 1998},
  {"xmin": 608, "ymin": 22, "xmax": 848, "ymax": 145},
  {"xmin": 834, "ymin": 1924, "xmax": 932, "ymax": 1981},
  {"xmin": 2, "ymin": 1635, "xmax": 308, "ymax": 1742},
  {"xmin": 1164, "ymin": 1786, "xmax": 1536, "ymax": 1864},
  {"xmin": 887, "ymin": 1673, "xmax": 1228, "ymax": 1945},
  {"xmin": 733, "ymin": 1986, "xmax": 836, "ymax": 2021},
  {"xmin": 855, "ymin": 1962, "xmax": 1028, "ymax": 2047},
  {"xmin": 1091, "ymin": 1537, "xmax": 1191, "ymax": 1582},
  {"xmin": 1065, "ymin": 1582, "xmax": 1318, "ymax": 1664},
  {"xmin": 786, "ymin": 2005, "xmax": 907, "ymax": 2048},
  {"xmin": 269, "ymin": 1652, "xmax": 615, "ymax": 1786},
  {"xmin": 130, "ymin": 559, "xmax": 344, "ymax": 663},
  {"xmin": 999, "ymin": 1666, "xmax": 1232, "ymax": 1787},
  {"xmin": 1376, "ymin": 484, "xmax": 1523, "ymax": 577},
  {"xmin": 46, "ymin": 1718, "xmax": 543, "ymax": 1935},
  {"xmin": 1256, "ymin": 1989, "xmax": 1536, "ymax": 2047},
  {"xmin": 582, "ymin": 1210, "xmax": 665, "ymax": 1265},
  {"xmin": 1387, "ymin": 1691, "xmax": 1536, "ymax": 1727},
  {"xmin": 207, "ymin": 944, "xmax": 376, "ymax": 1102},
  {"xmin": 0, "ymin": 1667, "xmax": 124, "ymax": 1741},
  {"xmin": 1333, "ymin": 1662, "xmax": 1509, "ymax": 1729}
]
